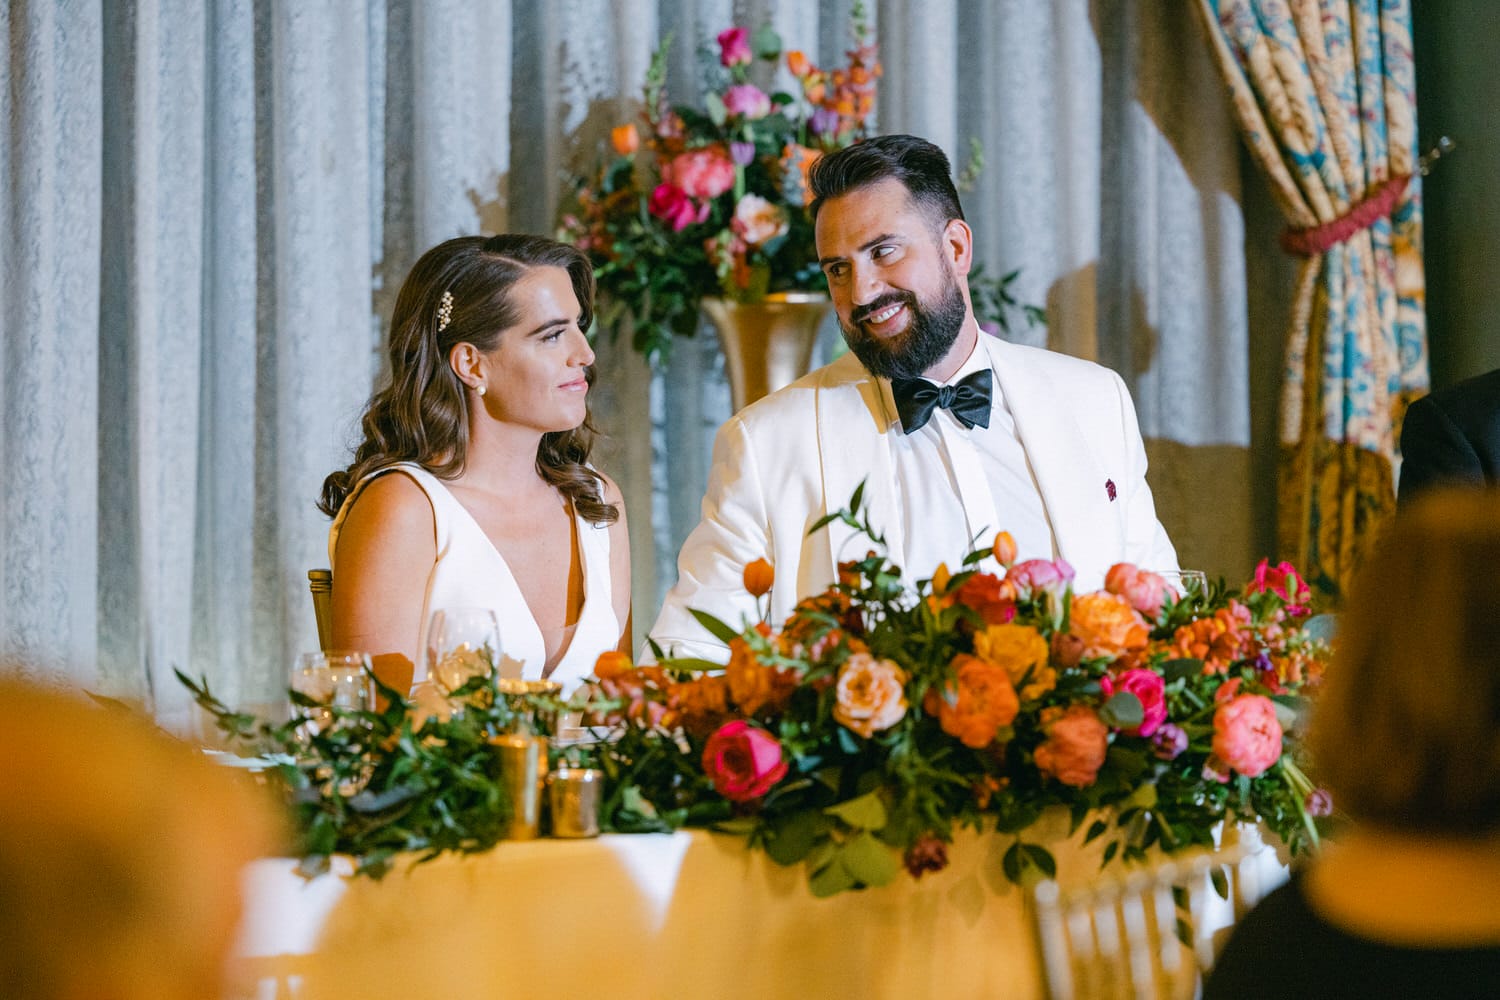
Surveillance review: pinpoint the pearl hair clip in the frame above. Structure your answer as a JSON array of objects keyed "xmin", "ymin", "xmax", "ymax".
[{"xmin": 437, "ymin": 290, "xmax": 454, "ymax": 331}]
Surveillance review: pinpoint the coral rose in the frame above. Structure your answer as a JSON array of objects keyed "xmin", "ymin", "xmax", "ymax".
[
  {"xmin": 731, "ymin": 194, "xmax": 788, "ymax": 248},
  {"xmin": 954, "ymin": 573, "xmax": 1017, "ymax": 625},
  {"xmin": 1033, "ymin": 705, "xmax": 1109, "ymax": 788},
  {"xmin": 667, "ymin": 148, "xmax": 736, "ymax": 200},
  {"xmin": 1211, "ymin": 694, "xmax": 1283, "ymax": 777},
  {"xmin": 1104, "ymin": 563, "xmax": 1170, "ymax": 619},
  {"xmin": 647, "ymin": 183, "xmax": 704, "ymax": 232},
  {"xmin": 925, "ymin": 654, "xmax": 1019, "ymax": 749},
  {"xmin": 1069, "ymin": 592, "xmax": 1150, "ymax": 662},
  {"xmin": 702, "ymin": 720, "xmax": 787, "ymax": 802},
  {"xmin": 1099, "ymin": 667, "xmax": 1167, "ymax": 738},
  {"xmin": 832, "ymin": 653, "xmax": 907, "ymax": 738}
]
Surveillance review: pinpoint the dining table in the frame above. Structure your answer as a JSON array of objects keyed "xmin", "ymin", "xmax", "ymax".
[{"xmin": 227, "ymin": 815, "xmax": 1283, "ymax": 1000}]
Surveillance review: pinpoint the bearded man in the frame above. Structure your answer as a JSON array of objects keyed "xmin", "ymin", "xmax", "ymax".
[{"xmin": 648, "ymin": 134, "xmax": 1178, "ymax": 659}]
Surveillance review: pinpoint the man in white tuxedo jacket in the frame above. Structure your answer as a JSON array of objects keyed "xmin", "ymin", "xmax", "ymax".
[{"xmin": 649, "ymin": 135, "xmax": 1177, "ymax": 660}]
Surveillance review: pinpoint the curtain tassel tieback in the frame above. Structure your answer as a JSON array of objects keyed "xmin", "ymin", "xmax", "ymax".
[{"xmin": 1279, "ymin": 174, "xmax": 1411, "ymax": 257}]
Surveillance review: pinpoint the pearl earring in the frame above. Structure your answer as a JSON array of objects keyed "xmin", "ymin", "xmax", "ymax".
[{"xmin": 477, "ymin": 384, "xmax": 486, "ymax": 396}]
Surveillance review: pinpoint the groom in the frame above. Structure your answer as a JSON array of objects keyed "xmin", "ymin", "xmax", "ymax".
[{"xmin": 649, "ymin": 134, "xmax": 1177, "ymax": 659}]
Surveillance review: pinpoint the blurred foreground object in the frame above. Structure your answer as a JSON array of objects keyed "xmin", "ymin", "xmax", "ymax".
[{"xmin": 0, "ymin": 677, "xmax": 281, "ymax": 1000}]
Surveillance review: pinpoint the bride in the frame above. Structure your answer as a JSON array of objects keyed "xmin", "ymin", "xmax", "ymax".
[{"xmin": 318, "ymin": 234, "xmax": 630, "ymax": 694}]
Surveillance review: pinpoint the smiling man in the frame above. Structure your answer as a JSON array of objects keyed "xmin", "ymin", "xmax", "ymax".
[{"xmin": 648, "ymin": 134, "xmax": 1177, "ymax": 659}]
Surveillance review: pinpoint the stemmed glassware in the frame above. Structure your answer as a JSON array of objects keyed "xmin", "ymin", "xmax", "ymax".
[
  {"xmin": 290, "ymin": 650, "xmax": 375, "ymax": 735},
  {"xmin": 425, "ymin": 607, "xmax": 502, "ymax": 696},
  {"xmin": 1156, "ymin": 569, "xmax": 1209, "ymax": 603}
]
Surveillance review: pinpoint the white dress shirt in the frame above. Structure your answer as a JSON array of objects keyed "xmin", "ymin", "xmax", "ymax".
[{"xmin": 883, "ymin": 333, "xmax": 1058, "ymax": 581}]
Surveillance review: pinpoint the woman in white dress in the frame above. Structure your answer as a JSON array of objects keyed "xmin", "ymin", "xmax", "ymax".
[{"xmin": 319, "ymin": 235, "xmax": 630, "ymax": 694}]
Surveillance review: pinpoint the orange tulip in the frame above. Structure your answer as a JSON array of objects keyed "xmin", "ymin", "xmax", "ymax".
[
  {"xmin": 594, "ymin": 650, "xmax": 633, "ymax": 680},
  {"xmin": 931, "ymin": 562, "xmax": 952, "ymax": 594},
  {"xmin": 611, "ymin": 123, "xmax": 640, "ymax": 156},
  {"xmin": 992, "ymin": 531, "xmax": 1017, "ymax": 567},
  {"xmin": 743, "ymin": 557, "xmax": 775, "ymax": 598},
  {"xmin": 786, "ymin": 49, "xmax": 811, "ymax": 78}
]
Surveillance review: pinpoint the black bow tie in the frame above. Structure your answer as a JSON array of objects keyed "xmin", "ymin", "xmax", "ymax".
[{"xmin": 891, "ymin": 369, "xmax": 993, "ymax": 434}]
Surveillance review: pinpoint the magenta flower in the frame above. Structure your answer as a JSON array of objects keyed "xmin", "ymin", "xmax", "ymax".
[
  {"xmin": 717, "ymin": 27, "xmax": 752, "ymax": 67},
  {"xmin": 723, "ymin": 83, "xmax": 771, "ymax": 120},
  {"xmin": 647, "ymin": 183, "xmax": 704, "ymax": 232},
  {"xmin": 701, "ymin": 720, "xmax": 787, "ymax": 802}
]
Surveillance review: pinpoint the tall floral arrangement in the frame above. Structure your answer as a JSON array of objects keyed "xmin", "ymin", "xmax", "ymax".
[
  {"xmin": 581, "ymin": 493, "xmax": 1333, "ymax": 895},
  {"xmin": 559, "ymin": 12, "xmax": 881, "ymax": 363}
]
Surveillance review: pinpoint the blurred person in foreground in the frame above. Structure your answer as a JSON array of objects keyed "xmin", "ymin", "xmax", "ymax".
[
  {"xmin": 1204, "ymin": 489, "xmax": 1500, "ymax": 998},
  {"xmin": 0, "ymin": 677, "xmax": 281, "ymax": 1000},
  {"xmin": 1397, "ymin": 368, "xmax": 1500, "ymax": 505}
]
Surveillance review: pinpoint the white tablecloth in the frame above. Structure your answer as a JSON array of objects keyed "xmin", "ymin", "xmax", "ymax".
[{"xmin": 229, "ymin": 819, "xmax": 1278, "ymax": 1000}]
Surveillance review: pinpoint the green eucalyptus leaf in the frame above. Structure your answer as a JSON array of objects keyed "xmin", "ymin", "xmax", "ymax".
[
  {"xmin": 764, "ymin": 809, "xmax": 830, "ymax": 865},
  {"xmin": 751, "ymin": 24, "xmax": 782, "ymax": 59},
  {"xmin": 1100, "ymin": 691, "xmax": 1144, "ymax": 730},
  {"xmin": 1022, "ymin": 844, "xmax": 1057, "ymax": 880},
  {"xmin": 824, "ymin": 791, "xmax": 887, "ymax": 831},
  {"xmin": 842, "ymin": 831, "xmax": 899, "ymax": 887},
  {"xmin": 1162, "ymin": 658, "xmax": 1204, "ymax": 683},
  {"xmin": 808, "ymin": 855, "xmax": 856, "ymax": 897}
]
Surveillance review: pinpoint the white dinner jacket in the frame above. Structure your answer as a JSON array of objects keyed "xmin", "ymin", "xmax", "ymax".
[{"xmin": 648, "ymin": 334, "xmax": 1178, "ymax": 661}]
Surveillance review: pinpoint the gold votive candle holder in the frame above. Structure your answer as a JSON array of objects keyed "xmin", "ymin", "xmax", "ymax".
[
  {"xmin": 547, "ymin": 767, "xmax": 604, "ymax": 838},
  {"xmin": 490, "ymin": 733, "xmax": 548, "ymax": 840}
]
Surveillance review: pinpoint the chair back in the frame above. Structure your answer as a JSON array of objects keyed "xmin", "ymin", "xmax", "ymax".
[
  {"xmin": 1030, "ymin": 832, "xmax": 1279, "ymax": 1000},
  {"xmin": 308, "ymin": 569, "xmax": 333, "ymax": 652}
]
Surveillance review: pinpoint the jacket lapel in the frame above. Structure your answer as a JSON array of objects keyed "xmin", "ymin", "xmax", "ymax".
[
  {"xmin": 814, "ymin": 353, "xmax": 904, "ymax": 575},
  {"xmin": 986, "ymin": 337, "xmax": 1114, "ymax": 572}
]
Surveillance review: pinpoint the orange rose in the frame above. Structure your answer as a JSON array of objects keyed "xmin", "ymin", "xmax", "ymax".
[
  {"xmin": 743, "ymin": 557, "xmax": 774, "ymax": 598},
  {"xmin": 832, "ymin": 653, "xmax": 907, "ymax": 738},
  {"xmin": 610, "ymin": 123, "xmax": 640, "ymax": 156},
  {"xmin": 786, "ymin": 49, "xmax": 811, "ymax": 78},
  {"xmin": 1068, "ymin": 592, "xmax": 1150, "ymax": 662},
  {"xmin": 1170, "ymin": 600, "xmax": 1254, "ymax": 672},
  {"xmin": 973, "ymin": 623, "xmax": 1055, "ymax": 700},
  {"xmin": 1034, "ymin": 705, "xmax": 1109, "ymax": 787},
  {"xmin": 925, "ymin": 654, "xmax": 1019, "ymax": 749}
]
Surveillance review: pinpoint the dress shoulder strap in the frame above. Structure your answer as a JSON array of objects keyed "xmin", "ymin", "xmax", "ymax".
[{"xmin": 327, "ymin": 462, "xmax": 455, "ymax": 571}]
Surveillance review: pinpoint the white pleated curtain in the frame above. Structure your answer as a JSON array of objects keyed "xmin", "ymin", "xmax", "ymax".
[{"xmin": 1, "ymin": 0, "xmax": 1253, "ymax": 728}]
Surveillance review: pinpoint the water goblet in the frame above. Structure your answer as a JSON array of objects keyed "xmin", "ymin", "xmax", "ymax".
[
  {"xmin": 426, "ymin": 607, "xmax": 502, "ymax": 696},
  {"xmin": 1156, "ymin": 569, "xmax": 1209, "ymax": 602},
  {"xmin": 290, "ymin": 650, "xmax": 375, "ymax": 734}
]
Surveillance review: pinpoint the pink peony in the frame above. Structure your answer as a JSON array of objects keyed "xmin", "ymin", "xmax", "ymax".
[
  {"xmin": 701, "ymin": 719, "xmax": 788, "ymax": 802},
  {"xmin": 731, "ymin": 194, "xmax": 788, "ymax": 247},
  {"xmin": 1104, "ymin": 563, "xmax": 1170, "ymax": 618},
  {"xmin": 1007, "ymin": 558, "xmax": 1075, "ymax": 594},
  {"xmin": 1211, "ymin": 694, "xmax": 1283, "ymax": 778},
  {"xmin": 717, "ymin": 26, "xmax": 752, "ymax": 67},
  {"xmin": 666, "ymin": 148, "xmax": 737, "ymax": 200},
  {"xmin": 1034, "ymin": 705, "xmax": 1109, "ymax": 788},
  {"xmin": 1099, "ymin": 667, "xmax": 1167, "ymax": 738},
  {"xmin": 647, "ymin": 183, "xmax": 706, "ymax": 232},
  {"xmin": 723, "ymin": 83, "xmax": 772, "ymax": 119}
]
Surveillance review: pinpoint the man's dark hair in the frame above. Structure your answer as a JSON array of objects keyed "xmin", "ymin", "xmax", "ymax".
[{"xmin": 808, "ymin": 134, "xmax": 965, "ymax": 228}]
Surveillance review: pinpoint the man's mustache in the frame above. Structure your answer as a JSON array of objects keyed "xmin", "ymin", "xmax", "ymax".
[{"xmin": 850, "ymin": 292, "xmax": 915, "ymax": 326}]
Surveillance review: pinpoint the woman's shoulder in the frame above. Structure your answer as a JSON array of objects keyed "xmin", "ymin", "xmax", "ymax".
[{"xmin": 335, "ymin": 466, "xmax": 439, "ymax": 542}]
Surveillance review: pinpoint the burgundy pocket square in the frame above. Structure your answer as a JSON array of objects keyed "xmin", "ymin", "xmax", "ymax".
[{"xmin": 1105, "ymin": 479, "xmax": 1117, "ymax": 502}]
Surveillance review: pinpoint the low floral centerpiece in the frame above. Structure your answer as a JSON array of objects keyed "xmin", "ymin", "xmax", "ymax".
[
  {"xmin": 558, "ymin": 12, "xmax": 881, "ymax": 363},
  {"xmin": 579, "ymin": 492, "xmax": 1333, "ymax": 894},
  {"xmin": 183, "ymin": 493, "xmax": 1332, "ymax": 895}
]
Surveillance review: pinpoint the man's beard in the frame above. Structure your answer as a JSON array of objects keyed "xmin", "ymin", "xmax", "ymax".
[{"xmin": 840, "ymin": 267, "xmax": 967, "ymax": 381}]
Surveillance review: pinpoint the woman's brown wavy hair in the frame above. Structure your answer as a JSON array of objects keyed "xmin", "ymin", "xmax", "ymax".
[{"xmin": 318, "ymin": 234, "xmax": 618, "ymax": 525}]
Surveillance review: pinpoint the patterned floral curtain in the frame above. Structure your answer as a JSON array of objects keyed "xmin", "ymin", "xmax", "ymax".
[{"xmin": 1194, "ymin": 0, "xmax": 1427, "ymax": 598}]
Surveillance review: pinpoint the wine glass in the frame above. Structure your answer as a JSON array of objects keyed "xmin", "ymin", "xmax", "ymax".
[
  {"xmin": 290, "ymin": 650, "xmax": 375, "ymax": 733},
  {"xmin": 425, "ymin": 607, "xmax": 502, "ymax": 695},
  {"xmin": 1156, "ymin": 569, "xmax": 1209, "ymax": 602}
]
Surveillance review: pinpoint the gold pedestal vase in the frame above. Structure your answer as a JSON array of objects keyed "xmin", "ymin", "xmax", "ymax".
[{"xmin": 700, "ymin": 292, "xmax": 832, "ymax": 412}]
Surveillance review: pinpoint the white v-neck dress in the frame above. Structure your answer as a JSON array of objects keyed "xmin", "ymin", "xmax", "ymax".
[{"xmin": 328, "ymin": 462, "xmax": 619, "ymax": 694}]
